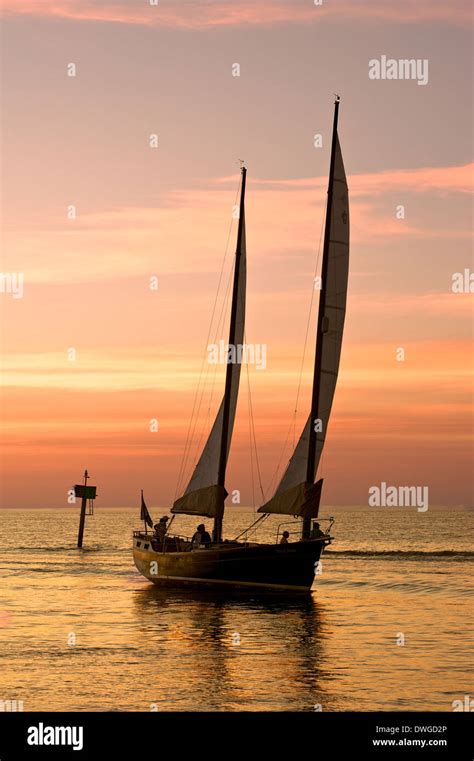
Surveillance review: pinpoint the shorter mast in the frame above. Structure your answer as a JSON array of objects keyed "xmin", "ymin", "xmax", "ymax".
[
  {"xmin": 214, "ymin": 166, "xmax": 247, "ymax": 543},
  {"xmin": 171, "ymin": 168, "xmax": 247, "ymax": 526}
]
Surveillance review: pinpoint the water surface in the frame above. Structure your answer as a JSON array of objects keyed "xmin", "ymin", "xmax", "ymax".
[{"xmin": 0, "ymin": 506, "xmax": 471, "ymax": 711}]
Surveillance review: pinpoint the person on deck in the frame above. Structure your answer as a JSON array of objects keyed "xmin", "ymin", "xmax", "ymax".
[
  {"xmin": 279, "ymin": 531, "xmax": 290, "ymax": 545},
  {"xmin": 310, "ymin": 521, "xmax": 326, "ymax": 539},
  {"xmin": 192, "ymin": 524, "xmax": 212, "ymax": 547},
  {"xmin": 154, "ymin": 516, "xmax": 169, "ymax": 542}
]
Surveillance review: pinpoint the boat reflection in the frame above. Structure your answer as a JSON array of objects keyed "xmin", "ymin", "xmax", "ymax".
[{"xmin": 131, "ymin": 587, "xmax": 329, "ymax": 711}]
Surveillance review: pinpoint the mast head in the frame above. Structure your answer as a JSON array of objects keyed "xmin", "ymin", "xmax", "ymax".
[{"xmin": 334, "ymin": 93, "xmax": 341, "ymax": 103}]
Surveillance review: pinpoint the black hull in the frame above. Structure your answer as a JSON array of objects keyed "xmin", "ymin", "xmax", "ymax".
[{"xmin": 132, "ymin": 539, "xmax": 327, "ymax": 592}]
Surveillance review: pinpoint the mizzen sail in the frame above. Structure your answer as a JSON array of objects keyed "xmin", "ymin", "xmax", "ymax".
[
  {"xmin": 260, "ymin": 103, "xmax": 349, "ymax": 518},
  {"xmin": 172, "ymin": 169, "xmax": 247, "ymax": 520}
]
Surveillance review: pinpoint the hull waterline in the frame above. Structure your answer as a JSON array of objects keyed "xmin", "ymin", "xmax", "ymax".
[{"xmin": 132, "ymin": 537, "xmax": 328, "ymax": 592}]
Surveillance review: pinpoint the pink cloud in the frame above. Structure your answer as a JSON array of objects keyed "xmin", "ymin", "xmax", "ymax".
[
  {"xmin": 247, "ymin": 162, "xmax": 473, "ymax": 196},
  {"xmin": 2, "ymin": 0, "xmax": 472, "ymax": 28},
  {"xmin": 349, "ymin": 292, "xmax": 474, "ymax": 317},
  {"xmin": 4, "ymin": 161, "xmax": 471, "ymax": 284}
]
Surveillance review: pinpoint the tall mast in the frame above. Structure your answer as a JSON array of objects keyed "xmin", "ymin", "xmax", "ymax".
[
  {"xmin": 214, "ymin": 166, "xmax": 247, "ymax": 543},
  {"xmin": 303, "ymin": 97, "xmax": 340, "ymax": 539}
]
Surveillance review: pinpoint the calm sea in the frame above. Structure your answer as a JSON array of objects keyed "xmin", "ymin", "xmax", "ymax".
[{"xmin": 0, "ymin": 506, "xmax": 472, "ymax": 712}]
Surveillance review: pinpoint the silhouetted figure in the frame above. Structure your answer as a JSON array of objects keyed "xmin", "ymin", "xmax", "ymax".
[
  {"xmin": 310, "ymin": 521, "xmax": 325, "ymax": 539},
  {"xmin": 192, "ymin": 523, "xmax": 212, "ymax": 547},
  {"xmin": 154, "ymin": 516, "xmax": 169, "ymax": 541},
  {"xmin": 280, "ymin": 531, "xmax": 290, "ymax": 545}
]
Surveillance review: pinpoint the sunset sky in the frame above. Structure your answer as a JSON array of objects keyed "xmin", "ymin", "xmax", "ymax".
[{"xmin": 1, "ymin": 0, "xmax": 472, "ymax": 509}]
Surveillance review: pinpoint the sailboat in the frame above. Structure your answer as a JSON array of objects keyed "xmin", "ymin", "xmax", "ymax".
[{"xmin": 132, "ymin": 97, "xmax": 349, "ymax": 592}]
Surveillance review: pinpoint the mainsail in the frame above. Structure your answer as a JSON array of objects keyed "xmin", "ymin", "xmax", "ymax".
[
  {"xmin": 259, "ymin": 100, "xmax": 349, "ymax": 520},
  {"xmin": 172, "ymin": 169, "xmax": 247, "ymax": 526}
]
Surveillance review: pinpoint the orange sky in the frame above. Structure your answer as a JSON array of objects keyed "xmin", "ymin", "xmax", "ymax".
[{"xmin": 1, "ymin": 0, "xmax": 472, "ymax": 508}]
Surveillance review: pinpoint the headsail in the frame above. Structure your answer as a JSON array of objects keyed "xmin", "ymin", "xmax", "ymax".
[
  {"xmin": 259, "ymin": 101, "xmax": 349, "ymax": 519},
  {"xmin": 172, "ymin": 169, "xmax": 247, "ymax": 523}
]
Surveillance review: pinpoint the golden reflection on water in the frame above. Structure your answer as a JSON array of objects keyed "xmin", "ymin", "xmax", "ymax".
[
  {"xmin": 0, "ymin": 507, "xmax": 472, "ymax": 711},
  {"xmin": 131, "ymin": 587, "xmax": 326, "ymax": 711}
]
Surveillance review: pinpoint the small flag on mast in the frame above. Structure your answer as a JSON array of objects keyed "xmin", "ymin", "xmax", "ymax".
[{"xmin": 140, "ymin": 490, "xmax": 154, "ymax": 530}]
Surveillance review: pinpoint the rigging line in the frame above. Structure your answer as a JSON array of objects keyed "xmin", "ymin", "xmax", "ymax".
[
  {"xmin": 175, "ymin": 249, "xmax": 235, "ymax": 497},
  {"xmin": 183, "ymin": 258, "xmax": 234, "ymax": 482},
  {"xmin": 244, "ymin": 345, "xmax": 257, "ymax": 516},
  {"xmin": 187, "ymin": 252, "xmax": 239, "ymax": 491},
  {"xmin": 175, "ymin": 179, "xmax": 241, "ymax": 495},
  {"xmin": 233, "ymin": 512, "xmax": 268, "ymax": 542},
  {"xmin": 181, "ymin": 204, "xmax": 238, "ymax": 488},
  {"xmin": 174, "ymin": 176, "xmax": 242, "ymax": 499},
  {"xmin": 186, "ymin": 180, "xmax": 244, "ymax": 480},
  {"xmin": 204, "ymin": 257, "xmax": 235, "ymax": 413},
  {"xmin": 294, "ymin": 204, "xmax": 326, "ymax": 420},
  {"xmin": 264, "ymin": 204, "xmax": 327, "ymax": 496},
  {"xmin": 247, "ymin": 377, "xmax": 256, "ymax": 513},
  {"xmin": 183, "ymin": 226, "xmax": 236, "ymax": 481},
  {"xmin": 242, "ymin": 330, "xmax": 256, "ymax": 513},
  {"xmin": 264, "ymin": 419, "xmax": 293, "ymax": 497},
  {"xmin": 245, "ymin": 513, "xmax": 270, "ymax": 542},
  {"xmin": 183, "ymin": 243, "xmax": 241, "ymax": 505},
  {"xmin": 244, "ymin": 339, "xmax": 265, "ymax": 504}
]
